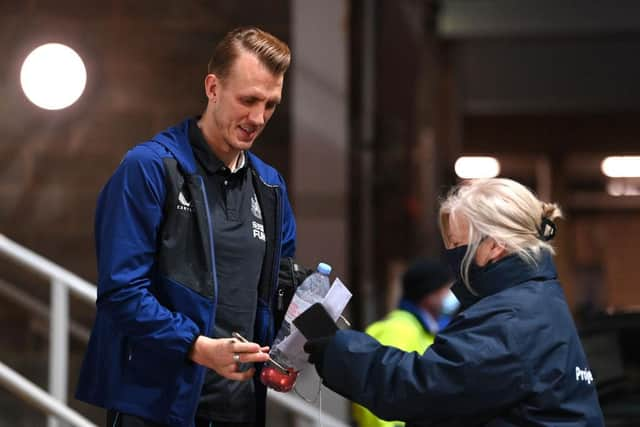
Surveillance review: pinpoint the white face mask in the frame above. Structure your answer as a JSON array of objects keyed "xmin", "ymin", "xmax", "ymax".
[{"xmin": 440, "ymin": 290, "xmax": 461, "ymax": 315}]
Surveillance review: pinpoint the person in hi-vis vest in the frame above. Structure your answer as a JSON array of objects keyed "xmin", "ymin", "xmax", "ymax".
[{"xmin": 352, "ymin": 259, "xmax": 456, "ymax": 427}]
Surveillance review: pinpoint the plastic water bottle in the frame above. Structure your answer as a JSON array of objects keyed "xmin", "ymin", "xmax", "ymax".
[
  {"xmin": 262, "ymin": 262, "xmax": 332, "ymax": 391},
  {"xmin": 285, "ymin": 262, "xmax": 332, "ymax": 318},
  {"xmin": 271, "ymin": 262, "xmax": 332, "ymax": 360}
]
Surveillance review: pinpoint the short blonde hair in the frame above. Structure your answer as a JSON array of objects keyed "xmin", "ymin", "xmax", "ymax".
[
  {"xmin": 439, "ymin": 178, "xmax": 562, "ymax": 291},
  {"xmin": 208, "ymin": 27, "xmax": 291, "ymax": 79}
]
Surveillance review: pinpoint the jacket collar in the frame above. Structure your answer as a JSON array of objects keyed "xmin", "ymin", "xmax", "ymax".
[
  {"xmin": 398, "ymin": 298, "xmax": 439, "ymax": 334},
  {"xmin": 151, "ymin": 118, "xmax": 198, "ymax": 175},
  {"xmin": 461, "ymin": 251, "xmax": 558, "ymax": 308},
  {"xmin": 150, "ymin": 118, "xmax": 283, "ymax": 188}
]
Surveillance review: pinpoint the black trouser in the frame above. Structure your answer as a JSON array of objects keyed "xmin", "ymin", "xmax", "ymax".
[{"xmin": 106, "ymin": 410, "xmax": 254, "ymax": 427}]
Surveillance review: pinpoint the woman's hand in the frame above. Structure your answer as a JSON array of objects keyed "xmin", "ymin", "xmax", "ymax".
[{"xmin": 303, "ymin": 336, "xmax": 332, "ymax": 377}]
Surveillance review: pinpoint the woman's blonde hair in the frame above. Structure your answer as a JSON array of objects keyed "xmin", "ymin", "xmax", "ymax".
[{"xmin": 438, "ymin": 178, "xmax": 562, "ymax": 292}]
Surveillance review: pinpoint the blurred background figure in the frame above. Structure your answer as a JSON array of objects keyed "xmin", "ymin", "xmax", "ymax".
[{"xmin": 352, "ymin": 258, "xmax": 455, "ymax": 427}]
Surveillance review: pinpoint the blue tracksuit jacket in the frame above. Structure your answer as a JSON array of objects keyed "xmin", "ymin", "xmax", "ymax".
[{"xmin": 75, "ymin": 118, "xmax": 296, "ymax": 426}]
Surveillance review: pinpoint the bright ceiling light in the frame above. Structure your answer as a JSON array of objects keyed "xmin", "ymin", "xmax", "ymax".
[
  {"xmin": 601, "ymin": 156, "xmax": 640, "ymax": 178},
  {"xmin": 606, "ymin": 180, "xmax": 640, "ymax": 197},
  {"xmin": 454, "ymin": 156, "xmax": 500, "ymax": 179},
  {"xmin": 20, "ymin": 43, "xmax": 87, "ymax": 110}
]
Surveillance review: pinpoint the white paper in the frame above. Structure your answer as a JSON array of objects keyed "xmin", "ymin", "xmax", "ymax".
[
  {"xmin": 271, "ymin": 276, "xmax": 353, "ymax": 371},
  {"xmin": 321, "ymin": 278, "xmax": 352, "ymax": 321},
  {"xmin": 277, "ymin": 327, "xmax": 309, "ymax": 370}
]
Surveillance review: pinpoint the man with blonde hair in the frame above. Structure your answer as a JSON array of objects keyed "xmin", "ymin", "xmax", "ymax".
[{"xmin": 76, "ymin": 27, "xmax": 297, "ymax": 427}]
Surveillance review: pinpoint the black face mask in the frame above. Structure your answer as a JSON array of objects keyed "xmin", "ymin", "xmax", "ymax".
[{"xmin": 443, "ymin": 245, "xmax": 481, "ymax": 309}]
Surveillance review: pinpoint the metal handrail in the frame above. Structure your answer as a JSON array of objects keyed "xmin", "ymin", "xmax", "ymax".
[
  {"xmin": 0, "ymin": 234, "xmax": 96, "ymax": 303},
  {"xmin": 0, "ymin": 278, "xmax": 90, "ymax": 343},
  {"xmin": 268, "ymin": 389, "xmax": 349, "ymax": 427},
  {"xmin": 0, "ymin": 233, "xmax": 350, "ymax": 427},
  {"xmin": 0, "ymin": 361, "xmax": 96, "ymax": 427}
]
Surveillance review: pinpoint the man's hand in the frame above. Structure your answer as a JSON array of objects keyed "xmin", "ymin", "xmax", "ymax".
[{"xmin": 189, "ymin": 336, "xmax": 270, "ymax": 381}]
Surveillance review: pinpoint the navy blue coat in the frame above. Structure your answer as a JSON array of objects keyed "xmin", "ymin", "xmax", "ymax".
[{"xmin": 320, "ymin": 253, "xmax": 604, "ymax": 426}]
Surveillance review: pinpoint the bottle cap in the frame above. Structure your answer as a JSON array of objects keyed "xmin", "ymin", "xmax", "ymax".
[{"xmin": 317, "ymin": 262, "xmax": 332, "ymax": 275}]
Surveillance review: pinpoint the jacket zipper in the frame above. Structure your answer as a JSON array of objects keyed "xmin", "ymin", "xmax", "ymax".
[
  {"xmin": 277, "ymin": 288, "xmax": 285, "ymax": 311},
  {"xmin": 253, "ymin": 170, "xmax": 283, "ymax": 343},
  {"xmin": 186, "ymin": 175, "xmax": 217, "ymax": 422}
]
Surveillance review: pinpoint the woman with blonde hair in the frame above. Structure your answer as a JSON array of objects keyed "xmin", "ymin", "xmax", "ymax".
[{"xmin": 304, "ymin": 178, "xmax": 604, "ymax": 426}]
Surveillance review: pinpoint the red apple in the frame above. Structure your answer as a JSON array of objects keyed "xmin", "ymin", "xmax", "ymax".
[{"xmin": 260, "ymin": 364, "xmax": 298, "ymax": 392}]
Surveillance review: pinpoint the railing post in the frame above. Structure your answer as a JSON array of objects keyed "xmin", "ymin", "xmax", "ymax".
[{"xmin": 48, "ymin": 278, "xmax": 69, "ymax": 427}]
